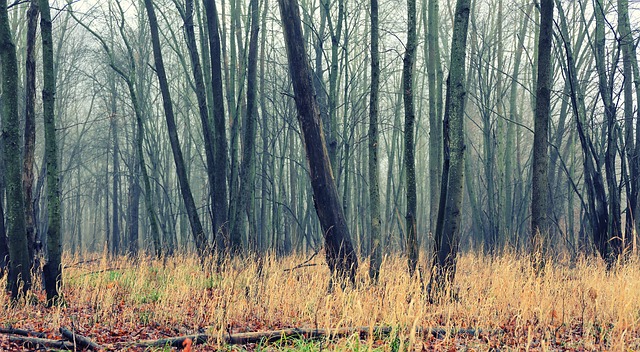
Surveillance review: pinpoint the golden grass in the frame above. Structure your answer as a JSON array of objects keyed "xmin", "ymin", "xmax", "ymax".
[{"xmin": 2, "ymin": 251, "xmax": 640, "ymax": 350}]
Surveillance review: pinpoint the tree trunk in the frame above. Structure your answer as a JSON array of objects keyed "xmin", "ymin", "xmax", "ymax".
[
  {"xmin": 38, "ymin": 0, "xmax": 62, "ymax": 304},
  {"xmin": 1, "ymin": 0, "xmax": 31, "ymax": 299},
  {"xmin": 277, "ymin": 0, "xmax": 358, "ymax": 284},
  {"xmin": 368, "ymin": 0, "xmax": 382, "ymax": 282},
  {"xmin": 426, "ymin": 0, "xmax": 442, "ymax": 235},
  {"xmin": 403, "ymin": 0, "xmax": 418, "ymax": 277},
  {"xmin": 530, "ymin": 0, "xmax": 553, "ymax": 271},
  {"xmin": 182, "ymin": 0, "xmax": 218, "ymax": 251},
  {"xmin": 203, "ymin": 0, "xmax": 230, "ymax": 254},
  {"xmin": 24, "ymin": 0, "xmax": 39, "ymax": 267},
  {"xmin": 143, "ymin": 0, "xmax": 209, "ymax": 258},
  {"xmin": 230, "ymin": 0, "xmax": 259, "ymax": 254},
  {"xmin": 430, "ymin": 0, "xmax": 471, "ymax": 298}
]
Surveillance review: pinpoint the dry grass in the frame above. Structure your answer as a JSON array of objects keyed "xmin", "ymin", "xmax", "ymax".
[{"xmin": 2, "ymin": 251, "xmax": 640, "ymax": 350}]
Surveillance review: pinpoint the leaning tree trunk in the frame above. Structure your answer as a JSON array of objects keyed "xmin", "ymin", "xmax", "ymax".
[
  {"xmin": 1, "ymin": 0, "xmax": 31, "ymax": 299},
  {"xmin": 530, "ymin": 0, "xmax": 553, "ymax": 272},
  {"xmin": 143, "ymin": 0, "xmax": 209, "ymax": 257},
  {"xmin": 429, "ymin": 0, "xmax": 471, "ymax": 299},
  {"xmin": 277, "ymin": 0, "xmax": 358, "ymax": 284},
  {"xmin": 39, "ymin": 0, "xmax": 62, "ymax": 304}
]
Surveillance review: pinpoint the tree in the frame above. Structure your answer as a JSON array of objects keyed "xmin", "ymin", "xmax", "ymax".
[
  {"xmin": 0, "ymin": 0, "xmax": 31, "ymax": 298},
  {"xmin": 403, "ymin": 0, "xmax": 418, "ymax": 277},
  {"xmin": 143, "ymin": 0, "xmax": 209, "ymax": 258},
  {"xmin": 368, "ymin": 0, "xmax": 382, "ymax": 282},
  {"xmin": 530, "ymin": 0, "xmax": 553, "ymax": 270},
  {"xmin": 230, "ymin": 0, "xmax": 259, "ymax": 254},
  {"xmin": 203, "ymin": 0, "xmax": 230, "ymax": 253},
  {"xmin": 24, "ymin": 0, "xmax": 39, "ymax": 266},
  {"xmin": 277, "ymin": 0, "xmax": 358, "ymax": 284},
  {"xmin": 430, "ymin": 0, "xmax": 471, "ymax": 298},
  {"xmin": 39, "ymin": 0, "xmax": 63, "ymax": 304}
]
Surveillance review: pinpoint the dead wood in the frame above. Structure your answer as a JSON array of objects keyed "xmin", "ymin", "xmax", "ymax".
[
  {"xmin": 0, "ymin": 327, "xmax": 46, "ymax": 338},
  {"xmin": 8, "ymin": 335, "xmax": 75, "ymax": 350},
  {"xmin": 60, "ymin": 327, "xmax": 103, "ymax": 351},
  {"xmin": 132, "ymin": 325, "xmax": 498, "ymax": 348}
]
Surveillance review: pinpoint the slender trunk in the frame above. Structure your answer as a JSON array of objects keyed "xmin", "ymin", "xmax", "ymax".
[
  {"xmin": 203, "ymin": 0, "xmax": 230, "ymax": 253},
  {"xmin": 39, "ymin": 0, "xmax": 62, "ymax": 304},
  {"xmin": 143, "ymin": 0, "xmax": 209, "ymax": 257},
  {"xmin": 403, "ymin": 0, "xmax": 418, "ymax": 277},
  {"xmin": 24, "ymin": 0, "xmax": 39, "ymax": 266},
  {"xmin": 368, "ymin": 0, "xmax": 382, "ymax": 282},
  {"xmin": 230, "ymin": 0, "xmax": 259, "ymax": 254},
  {"xmin": 531, "ymin": 0, "xmax": 553, "ymax": 271}
]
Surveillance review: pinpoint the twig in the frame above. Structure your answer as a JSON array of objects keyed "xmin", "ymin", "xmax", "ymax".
[
  {"xmin": 284, "ymin": 248, "xmax": 322, "ymax": 272},
  {"xmin": 60, "ymin": 327, "xmax": 103, "ymax": 351},
  {"xmin": 8, "ymin": 335, "xmax": 75, "ymax": 350}
]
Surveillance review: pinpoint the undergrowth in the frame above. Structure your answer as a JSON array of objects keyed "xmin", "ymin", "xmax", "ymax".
[{"xmin": 1, "ymin": 251, "xmax": 640, "ymax": 350}]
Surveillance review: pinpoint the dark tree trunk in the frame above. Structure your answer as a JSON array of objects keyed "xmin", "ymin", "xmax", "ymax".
[
  {"xmin": 39, "ymin": 0, "xmax": 62, "ymax": 304},
  {"xmin": 530, "ymin": 0, "xmax": 553, "ymax": 271},
  {"xmin": 143, "ymin": 0, "xmax": 209, "ymax": 257},
  {"xmin": 1, "ymin": 0, "xmax": 31, "ymax": 299},
  {"xmin": 182, "ymin": 0, "xmax": 217, "ymax": 250},
  {"xmin": 230, "ymin": 0, "xmax": 259, "ymax": 254},
  {"xmin": 277, "ymin": 0, "xmax": 358, "ymax": 284},
  {"xmin": 403, "ymin": 0, "xmax": 418, "ymax": 277},
  {"xmin": 429, "ymin": 0, "xmax": 470, "ymax": 298},
  {"xmin": 368, "ymin": 0, "xmax": 382, "ymax": 282},
  {"xmin": 203, "ymin": 0, "xmax": 230, "ymax": 254},
  {"xmin": 24, "ymin": 0, "xmax": 39, "ymax": 267}
]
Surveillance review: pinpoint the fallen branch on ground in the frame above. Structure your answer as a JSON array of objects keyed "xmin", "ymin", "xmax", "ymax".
[
  {"xmin": 0, "ymin": 327, "xmax": 46, "ymax": 338},
  {"xmin": 60, "ymin": 327, "xmax": 103, "ymax": 351},
  {"xmin": 8, "ymin": 335, "xmax": 75, "ymax": 350},
  {"xmin": 132, "ymin": 325, "xmax": 499, "ymax": 348}
]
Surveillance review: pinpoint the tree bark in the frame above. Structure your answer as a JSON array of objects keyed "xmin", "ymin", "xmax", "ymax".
[
  {"xmin": 1, "ymin": 0, "xmax": 31, "ymax": 298},
  {"xmin": 277, "ymin": 0, "xmax": 358, "ymax": 284},
  {"xmin": 368, "ymin": 0, "xmax": 382, "ymax": 282},
  {"xmin": 143, "ymin": 0, "xmax": 209, "ymax": 257},
  {"xmin": 39, "ymin": 0, "xmax": 63, "ymax": 304},
  {"xmin": 530, "ymin": 0, "xmax": 553, "ymax": 271},
  {"xmin": 230, "ymin": 0, "xmax": 259, "ymax": 254},
  {"xmin": 203, "ymin": 0, "xmax": 230, "ymax": 253},
  {"xmin": 430, "ymin": 0, "xmax": 470, "ymax": 297},
  {"xmin": 403, "ymin": 0, "xmax": 418, "ymax": 277},
  {"xmin": 24, "ymin": 0, "xmax": 39, "ymax": 267}
]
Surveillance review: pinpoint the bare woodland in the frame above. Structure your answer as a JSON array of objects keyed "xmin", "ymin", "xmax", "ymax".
[{"xmin": 1, "ymin": 0, "xmax": 640, "ymax": 347}]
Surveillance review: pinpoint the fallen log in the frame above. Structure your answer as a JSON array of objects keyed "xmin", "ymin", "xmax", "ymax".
[
  {"xmin": 133, "ymin": 325, "xmax": 497, "ymax": 348},
  {"xmin": 8, "ymin": 335, "xmax": 75, "ymax": 350},
  {"xmin": 60, "ymin": 327, "xmax": 103, "ymax": 351},
  {"xmin": 0, "ymin": 327, "xmax": 47, "ymax": 338}
]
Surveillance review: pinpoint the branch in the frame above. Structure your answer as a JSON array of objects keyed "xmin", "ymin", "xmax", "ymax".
[
  {"xmin": 60, "ymin": 327, "xmax": 102, "ymax": 351},
  {"xmin": 8, "ymin": 335, "xmax": 75, "ymax": 350}
]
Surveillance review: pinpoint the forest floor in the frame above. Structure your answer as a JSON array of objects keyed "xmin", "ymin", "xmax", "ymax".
[{"xmin": 1, "ymin": 251, "xmax": 640, "ymax": 351}]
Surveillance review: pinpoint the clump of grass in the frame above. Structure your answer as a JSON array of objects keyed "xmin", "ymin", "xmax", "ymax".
[{"xmin": 1, "ymin": 251, "xmax": 640, "ymax": 350}]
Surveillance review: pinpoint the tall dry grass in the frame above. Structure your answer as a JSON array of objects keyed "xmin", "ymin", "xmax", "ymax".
[{"xmin": 1, "ymin": 251, "xmax": 640, "ymax": 349}]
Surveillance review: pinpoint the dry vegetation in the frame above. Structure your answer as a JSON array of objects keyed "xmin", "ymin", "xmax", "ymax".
[{"xmin": 2, "ymin": 251, "xmax": 640, "ymax": 350}]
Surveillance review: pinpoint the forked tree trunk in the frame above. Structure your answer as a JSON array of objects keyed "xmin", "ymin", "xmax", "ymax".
[
  {"xmin": 277, "ymin": 0, "xmax": 358, "ymax": 284},
  {"xmin": 429, "ymin": 0, "xmax": 471, "ymax": 298}
]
